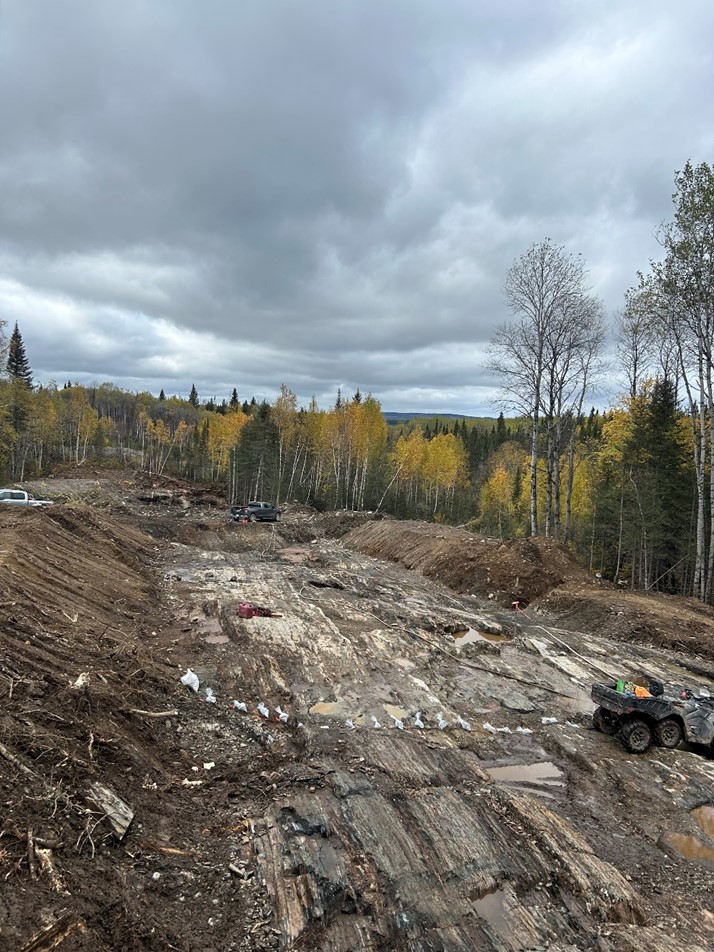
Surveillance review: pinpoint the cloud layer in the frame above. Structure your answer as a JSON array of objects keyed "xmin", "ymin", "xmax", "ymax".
[{"xmin": 1, "ymin": 1, "xmax": 712, "ymax": 412}]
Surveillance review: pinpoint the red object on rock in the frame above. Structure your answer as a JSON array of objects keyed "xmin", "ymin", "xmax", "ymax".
[{"xmin": 238, "ymin": 602, "xmax": 282, "ymax": 618}]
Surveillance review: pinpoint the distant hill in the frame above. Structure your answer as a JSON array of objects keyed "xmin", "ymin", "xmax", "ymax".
[{"xmin": 383, "ymin": 412, "xmax": 497, "ymax": 424}]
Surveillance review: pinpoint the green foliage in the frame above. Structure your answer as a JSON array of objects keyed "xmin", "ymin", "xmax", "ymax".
[{"xmin": 586, "ymin": 381, "xmax": 694, "ymax": 591}]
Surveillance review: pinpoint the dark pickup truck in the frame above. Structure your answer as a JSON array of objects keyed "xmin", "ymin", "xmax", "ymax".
[
  {"xmin": 230, "ymin": 501, "xmax": 282, "ymax": 523},
  {"xmin": 591, "ymin": 680, "xmax": 714, "ymax": 754}
]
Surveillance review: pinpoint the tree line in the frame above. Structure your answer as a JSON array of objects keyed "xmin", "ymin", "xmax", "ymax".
[
  {"xmin": 488, "ymin": 161, "xmax": 714, "ymax": 602},
  {"xmin": 1, "ymin": 162, "xmax": 713, "ymax": 603}
]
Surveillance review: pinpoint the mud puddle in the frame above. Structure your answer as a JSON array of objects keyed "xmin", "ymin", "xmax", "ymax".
[
  {"xmin": 661, "ymin": 833, "xmax": 714, "ymax": 864},
  {"xmin": 662, "ymin": 804, "xmax": 714, "ymax": 864},
  {"xmin": 308, "ymin": 700, "xmax": 409, "ymax": 725},
  {"xmin": 486, "ymin": 761, "xmax": 565, "ymax": 798},
  {"xmin": 692, "ymin": 804, "xmax": 714, "ymax": 837},
  {"xmin": 277, "ymin": 546, "xmax": 317, "ymax": 565},
  {"xmin": 452, "ymin": 627, "xmax": 511, "ymax": 646},
  {"xmin": 473, "ymin": 888, "xmax": 526, "ymax": 950},
  {"xmin": 309, "ymin": 700, "xmax": 351, "ymax": 717}
]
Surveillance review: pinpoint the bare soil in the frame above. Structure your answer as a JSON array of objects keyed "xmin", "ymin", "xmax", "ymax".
[{"xmin": 1, "ymin": 472, "xmax": 714, "ymax": 951}]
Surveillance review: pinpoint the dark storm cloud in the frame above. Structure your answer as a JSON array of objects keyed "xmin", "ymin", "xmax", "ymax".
[{"xmin": 1, "ymin": 1, "xmax": 713, "ymax": 413}]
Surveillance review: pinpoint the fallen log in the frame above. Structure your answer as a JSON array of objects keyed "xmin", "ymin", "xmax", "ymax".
[
  {"xmin": 87, "ymin": 781, "xmax": 134, "ymax": 840},
  {"xmin": 35, "ymin": 848, "xmax": 68, "ymax": 894}
]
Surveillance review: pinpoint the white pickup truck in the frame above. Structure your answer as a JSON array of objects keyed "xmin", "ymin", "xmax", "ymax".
[{"xmin": 0, "ymin": 488, "xmax": 54, "ymax": 507}]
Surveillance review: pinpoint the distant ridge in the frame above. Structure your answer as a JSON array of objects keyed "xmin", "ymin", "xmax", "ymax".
[{"xmin": 383, "ymin": 411, "xmax": 496, "ymax": 423}]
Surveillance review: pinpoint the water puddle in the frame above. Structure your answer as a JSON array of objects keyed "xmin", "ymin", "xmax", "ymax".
[
  {"xmin": 661, "ymin": 804, "xmax": 714, "ymax": 865},
  {"xmin": 452, "ymin": 627, "xmax": 511, "ymax": 646},
  {"xmin": 195, "ymin": 615, "xmax": 222, "ymax": 634},
  {"xmin": 486, "ymin": 761, "xmax": 565, "ymax": 797},
  {"xmin": 652, "ymin": 658, "xmax": 714, "ymax": 690},
  {"xmin": 473, "ymin": 887, "xmax": 525, "ymax": 949},
  {"xmin": 309, "ymin": 701, "xmax": 350, "ymax": 717},
  {"xmin": 661, "ymin": 832, "xmax": 714, "ymax": 864},
  {"xmin": 692, "ymin": 804, "xmax": 714, "ymax": 838},
  {"xmin": 473, "ymin": 889, "xmax": 507, "ymax": 932},
  {"xmin": 277, "ymin": 547, "xmax": 316, "ymax": 565}
]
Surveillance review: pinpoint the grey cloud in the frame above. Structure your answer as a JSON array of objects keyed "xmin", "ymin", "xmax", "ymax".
[{"xmin": 1, "ymin": 1, "xmax": 712, "ymax": 413}]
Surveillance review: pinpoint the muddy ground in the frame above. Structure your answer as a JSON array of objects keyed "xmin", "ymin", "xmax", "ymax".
[{"xmin": 1, "ymin": 472, "xmax": 713, "ymax": 951}]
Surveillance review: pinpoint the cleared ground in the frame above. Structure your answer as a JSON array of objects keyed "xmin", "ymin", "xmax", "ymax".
[{"xmin": 1, "ymin": 472, "xmax": 713, "ymax": 951}]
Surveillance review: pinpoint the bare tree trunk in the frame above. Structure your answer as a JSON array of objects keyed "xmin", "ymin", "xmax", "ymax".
[
  {"xmin": 553, "ymin": 415, "xmax": 563, "ymax": 540},
  {"xmin": 614, "ymin": 480, "xmax": 625, "ymax": 584},
  {"xmin": 544, "ymin": 416, "xmax": 552, "ymax": 538},
  {"xmin": 530, "ymin": 409, "xmax": 539, "ymax": 536}
]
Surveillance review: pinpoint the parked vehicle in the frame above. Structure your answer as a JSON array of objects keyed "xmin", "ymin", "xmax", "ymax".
[
  {"xmin": 0, "ymin": 488, "xmax": 54, "ymax": 507},
  {"xmin": 230, "ymin": 501, "xmax": 281, "ymax": 523},
  {"xmin": 591, "ymin": 680, "xmax": 714, "ymax": 754}
]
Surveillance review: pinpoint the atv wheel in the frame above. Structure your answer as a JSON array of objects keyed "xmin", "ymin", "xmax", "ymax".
[
  {"xmin": 620, "ymin": 717, "xmax": 653, "ymax": 754},
  {"xmin": 592, "ymin": 706, "xmax": 619, "ymax": 735},
  {"xmin": 654, "ymin": 717, "xmax": 683, "ymax": 749},
  {"xmin": 249, "ymin": 513, "xmax": 257, "ymax": 523}
]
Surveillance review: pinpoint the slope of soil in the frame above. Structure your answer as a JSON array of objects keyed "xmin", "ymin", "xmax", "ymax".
[{"xmin": 342, "ymin": 519, "xmax": 596, "ymax": 605}]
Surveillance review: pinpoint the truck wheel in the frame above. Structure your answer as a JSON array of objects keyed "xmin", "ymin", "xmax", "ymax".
[
  {"xmin": 620, "ymin": 717, "xmax": 653, "ymax": 754},
  {"xmin": 275, "ymin": 512, "xmax": 281, "ymax": 521},
  {"xmin": 249, "ymin": 513, "xmax": 257, "ymax": 522},
  {"xmin": 654, "ymin": 717, "xmax": 683, "ymax": 749},
  {"xmin": 593, "ymin": 706, "xmax": 618, "ymax": 735}
]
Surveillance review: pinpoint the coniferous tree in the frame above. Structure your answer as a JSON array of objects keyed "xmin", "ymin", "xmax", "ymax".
[
  {"xmin": 6, "ymin": 323, "xmax": 33, "ymax": 386},
  {"xmin": 496, "ymin": 412, "xmax": 507, "ymax": 444},
  {"xmin": 230, "ymin": 388, "xmax": 239, "ymax": 408},
  {"xmin": 159, "ymin": 388, "xmax": 166, "ymax": 400},
  {"xmin": 188, "ymin": 384, "xmax": 199, "ymax": 408}
]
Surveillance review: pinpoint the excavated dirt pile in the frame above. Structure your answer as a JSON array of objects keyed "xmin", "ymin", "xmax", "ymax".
[
  {"xmin": 341, "ymin": 519, "xmax": 595, "ymax": 605},
  {"xmin": 2, "ymin": 475, "xmax": 714, "ymax": 952}
]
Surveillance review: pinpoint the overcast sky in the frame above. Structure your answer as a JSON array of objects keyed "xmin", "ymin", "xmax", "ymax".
[{"xmin": 1, "ymin": 1, "xmax": 712, "ymax": 414}]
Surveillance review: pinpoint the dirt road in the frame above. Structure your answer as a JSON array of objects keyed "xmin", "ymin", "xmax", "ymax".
[{"xmin": 1, "ymin": 475, "xmax": 713, "ymax": 951}]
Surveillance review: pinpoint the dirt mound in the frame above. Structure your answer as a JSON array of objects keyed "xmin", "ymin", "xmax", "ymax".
[
  {"xmin": 545, "ymin": 586, "xmax": 714, "ymax": 664},
  {"xmin": 342, "ymin": 520, "xmax": 596, "ymax": 605},
  {"xmin": 321, "ymin": 510, "xmax": 387, "ymax": 538},
  {"xmin": 0, "ymin": 505, "xmax": 193, "ymax": 948}
]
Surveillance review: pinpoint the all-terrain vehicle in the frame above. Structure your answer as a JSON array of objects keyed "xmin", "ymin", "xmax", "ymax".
[{"xmin": 591, "ymin": 680, "xmax": 714, "ymax": 754}]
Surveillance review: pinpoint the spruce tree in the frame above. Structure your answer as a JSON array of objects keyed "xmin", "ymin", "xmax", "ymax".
[
  {"xmin": 496, "ymin": 412, "xmax": 507, "ymax": 444},
  {"xmin": 188, "ymin": 383, "xmax": 199, "ymax": 407},
  {"xmin": 230, "ymin": 387, "xmax": 239, "ymax": 408},
  {"xmin": 159, "ymin": 388, "xmax": 166, "ymax": 400},
  {"xmin": 7, "ymin": 323, "xmax": 33, "ymax": 386}
]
